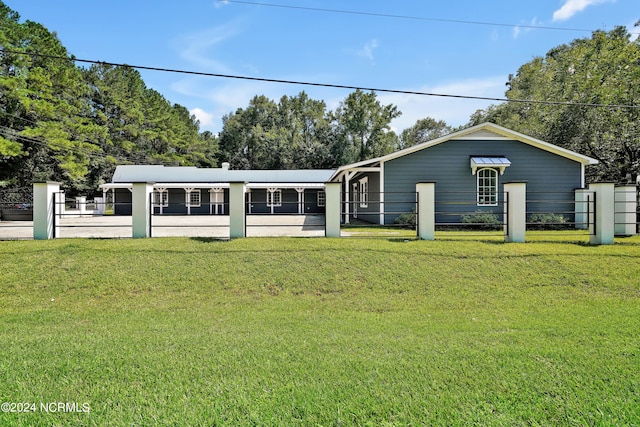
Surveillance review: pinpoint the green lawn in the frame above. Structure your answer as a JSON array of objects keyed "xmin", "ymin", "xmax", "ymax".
[{"xmin": 1, "ymin": 236, "xmax": 639, "ymax": 426}]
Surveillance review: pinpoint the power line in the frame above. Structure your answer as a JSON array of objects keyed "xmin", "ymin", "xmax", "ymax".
[
  {"xmin": 222, "ymin": 0, "xmax": 634, "ymax": 34},
  {"xmin": 2, "ymin": 48, "xmax": 639, "ymax": 110}
]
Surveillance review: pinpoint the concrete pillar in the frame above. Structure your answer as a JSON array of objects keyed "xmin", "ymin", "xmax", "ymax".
[
  {"xmin": 229, "ymin": 182, "xmax": 246, "ymax": 238},
  {"xmin": 589, "ymin": 182, "xmax": 615, "ymax": 245},
  {"xmin": 132, "ymin": 182, "xmax": 153, "ymax": 238},
  {"xmin": 94, "ymin": 197, "xmax": 104, "ymax": 215},
  {"xmin": 503, "ymin": 182, "xmax": 527, "ymax": 243},
  {"xmin": 615, "ymin": 185, "xmax": 637, "ymax": 236},
  {"xmin": 324, "ymin": 182, "xmax": 341, "ymax": 238},
  {"xmin": 416, "ymin": 182, "xmax": 435, "ymax": 240},
  {"xmin": 574, "ymin": 188, "xmax": 589, "ymax": 230},
  {"xmin": 33, "ymin": 182, "xmax": 61, "ymax": 240}
]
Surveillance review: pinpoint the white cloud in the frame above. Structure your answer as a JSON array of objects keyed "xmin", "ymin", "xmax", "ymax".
[
  {"xmin": 513, "ymin": 17, "xmax": 540, "ymax": 39},
  {"xmin": 357, "ymin": 39, "xmax": 379, "ymax": 62},
  {"xmin": 171, "ymin": 23, "xmax": 242, "ymax": 72},
  {"xmin": 552, "ymin": 0, "xmax": 612, "ymax": 22},
  {"xmin": 190, "ymin": 108, "xmax": 215, "ymax": 127},
  {"xmin": 377, "ymin": 76, "xmax": 508, "ymax": 133},
  {"xmin": 214, "ymin": 0, "xmax": 229, "ymax": 8}
]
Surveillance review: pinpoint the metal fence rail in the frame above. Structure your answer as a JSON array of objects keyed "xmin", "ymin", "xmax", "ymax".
[
  {"xmin": 433, "ymin": 191, "xmax": 506, "ymax": 238},
  {"xmin": 244, "ymin": 199, "xmax": 325, "ymax": 237},
  {"xmin": 149, "ymin": 200, "xmax": 230, "ymax": 238},
  {"xmin": 340, "ymin": 192, "xmax": 418, "ymax": 238}
]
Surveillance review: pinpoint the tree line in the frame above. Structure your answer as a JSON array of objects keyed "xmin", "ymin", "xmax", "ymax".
[{"xmin": 1, "ymin": 0, "xmax": 638, "ymax": 197}]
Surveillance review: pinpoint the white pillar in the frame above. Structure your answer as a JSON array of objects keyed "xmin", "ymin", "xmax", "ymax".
[
  {"xmin": 33, "ymin": 182, "xmax": 60, "ymax": 240},
  {"xmin": 504, "ymin": 182, "xmax": 527, "ymax": 243},
  {"xmin": 615, "ymin": 185, "xmax": 636, "ymax": 236},
  {"xmin": 132, "ymin": 182, "xmax": 153, "ymax": 238},
  {"xmin": 589, "ymin": 182, "xmax": 615, "ymax": 245},
  {"xmin": 76, "ymin": 196, "xmax": 87, "ymax": 217},
  {"xmin": 574, "ymin": 188, "xmax": 589, "ymax": 230},
  {"xmin": 94, "ymin": 197, "xmax": 104, "ymax": 215},
  {"xmin": 295, "ymin": 188, "xmax": 304, "ymax": 214},
  {"xmin": 229, "ymin": 182, "xmax": 246, "ymax": 238},
  {"xmin": 416, "ymin": 182, "xmax": 435, "ymax": 240},
  {"xmin": 184, "ymin": 188, "xmax": 193, "ymax": 215},
  {"xmin": 325, "ymin": 182, "xmax": 341, "ymax": 238}
]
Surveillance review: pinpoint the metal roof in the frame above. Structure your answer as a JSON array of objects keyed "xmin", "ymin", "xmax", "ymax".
[
  {"xmin": 470, "ymin": 157, "xmax": 511, "ymax": 166},
  {"xmin": 111, "ymin": 165, "xmax": 336, "ymax": 184}
]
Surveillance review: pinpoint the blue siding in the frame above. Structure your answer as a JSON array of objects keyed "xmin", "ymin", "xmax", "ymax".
[{"xmin": 384, "ymin": 139, "xmax": 582, "ymax": 224}]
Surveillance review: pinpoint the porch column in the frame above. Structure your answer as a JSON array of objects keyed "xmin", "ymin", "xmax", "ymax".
[
  {"xmin": 295, "ymin": 188, "xmax": 304, "ymax": 214},
  {"xmin": 155, "ymin": 187, "xmax": 166, "ymax": 215},
  {"xmin": 416, "ymin": 182, "xmax": 435, "ymax": 240},
  {"xmin": 33, "ymin": 181, "xmax": 60, "ymax": 240},
  {"xmin": 184, "ymin": 187, "xmax": 194, "ymax": 215},
  {"xmin": 615, "ymin": 185, "xmax": 636, "ymax": 236},
  {"xmin": 504, "ymin": 182, "xmax": 527, "ymax": 243},
  {"xmin": 325, "ymin": 182, "xmax": 341, "ymax": 238},
  {"xmin": 132, "ymin": 182, "xmax": 153, "ymax": 238},
  {"xmin": 589, "ymin": 182, "xmax": 615, "ymax": 245},
  {"xmin": 229, "ymin": 182, "xmax": 246, "ymax": 238}
]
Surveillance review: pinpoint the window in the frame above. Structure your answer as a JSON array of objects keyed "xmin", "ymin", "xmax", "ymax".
[
  {"xmin": 267, "ymin": 189, "xmax": 282, "ymax": 207},
  {"xmin": 477, "ymin": 168, "xmax": 498, "ymax": 206},
  {"xmin": 154, "ymin": 190, "xmax": 168, "ymax": 207},
  {"xmin": 187, "ymin": 190, "xmax": 201, "ymax": 207},
  {"xmin": 359, "ymin": 177, "xmax": 368, "ymax": 208},
  {"xmin": 317, "ymin": 191, "xmax": 326, "ymax": 207}
]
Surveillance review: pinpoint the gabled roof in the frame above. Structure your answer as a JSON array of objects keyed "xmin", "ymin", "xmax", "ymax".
[
  {"xmin": 329, "ymin": 122, "xmax": 598, "ymax": 180},
  {"xmin": 112, "ymin": 165, "xmax": 336, "ymax": 184}
]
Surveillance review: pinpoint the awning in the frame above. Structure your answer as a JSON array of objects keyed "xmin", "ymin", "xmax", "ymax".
[{"xmin": 470, "ymin": 157, "xmax": 511, "ymax": 175}]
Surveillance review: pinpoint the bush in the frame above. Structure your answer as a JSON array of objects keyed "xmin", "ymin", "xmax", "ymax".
[
  {"xmin": 460, "ymin": 210, "xmax": 502, "ymax": 230},
  {"xmin": 527, "ymin": 213, "xmax": 568, "ymax": 230},
  {"xmin": 393, "ymin": 209, "xmax": 417, "ymax": 228}
]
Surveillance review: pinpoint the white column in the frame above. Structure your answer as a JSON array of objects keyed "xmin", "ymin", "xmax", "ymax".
[
  {"xmin": 325, "ymin": 182, "xmax": 341, "ymax": 238},
  {"xmin": 295, "ymin": 188, "xmax": 304, "ymax": 214},
  {"xmin": 615, "ymin": 185, "xmax": 636, "ymax": 236},
  {"xmin": 33, "ymin": 182, "xmax": 60, "ymax": 240},
  {"xmin": 416, "ymin": 182, "xmax": 435, "ymax": 240},
  {"xmin": 155, "ymin": 187, "xmax": 166, "ymax": 215},
  {"xmin": 184, "ymin": 188, "xmax": 194, "ymax": 215},
  {"xmin": 132, "ymin": 182, "xmax": 153, "ymax": 238},
  {"xmin": 589, "ymin": 182, "xmax": 615, "ymax": 245},
  {"xmin": 76, "ymin": 196, "xmax": 87, "ymax": 217},
  {"xmin": 229, "ymin": 182, "xmax": 246, "ymax": 238},
  {"xmin": 504, "ymin": 182, "xmax": 527, "ymax": 243}
]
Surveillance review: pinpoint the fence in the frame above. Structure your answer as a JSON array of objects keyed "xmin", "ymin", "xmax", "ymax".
[
  {"xmin": 340, "ymin": 191, "xmax": 418, "ymax": 238},
  {"xmin": 0, "ymin": 187, "xmax": 33, "ymax": 240},
  {"xmin": 6, "ymin": 181, "xmax": 638, "ymax": 244},
  {"xmin": 148, "ymin": 197, "xmax": 230, "ymax": 239}
]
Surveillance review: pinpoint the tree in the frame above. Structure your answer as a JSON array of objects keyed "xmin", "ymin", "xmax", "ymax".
[
  {"xmin": 331, "ymin": 89, "xmax": 401, "ymax": 164},
  {"xmin": 399, "ymin": 117, "xmax": 452, "ymax": 149},
  {"xmin": 469, "ymin": 27, "xmax": 640, "ymax": 182}
]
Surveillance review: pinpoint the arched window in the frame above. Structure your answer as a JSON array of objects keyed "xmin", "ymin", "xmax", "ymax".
[{"xmin": 477, "ymin": 168, "xmax": 498, "ymax": 206}]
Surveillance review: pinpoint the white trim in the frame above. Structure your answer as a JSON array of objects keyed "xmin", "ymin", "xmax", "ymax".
[
  {"xmin": 477, "ymin": 168, "xmax": 498, "ymax": 206},
  {"xmin": 379, "ymin": 162, "xmax": 385, "ymax": 225},
  {"xmin": 317, "ymin": 191, "xmax": 326, "ymax": 207},
  {"xmin": 267, "ymin": 189, "xmax": 282, "ymax": 208},
  {"xmin": 187, "ymin": 189, "xmax": 201, "ymax": 208},
  {"xmin": 359, "ymin": 177, "xmax": 369, "ymax": 208}
]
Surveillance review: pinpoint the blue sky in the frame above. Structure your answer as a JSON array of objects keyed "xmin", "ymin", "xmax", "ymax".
[{"xmin": 5, "ymin": 0, "xmax": 639, "ymax": 134}]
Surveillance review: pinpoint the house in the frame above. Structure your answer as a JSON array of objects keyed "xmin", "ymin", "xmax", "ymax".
[
  {"xmin": 100, "ymin": 164, "xmax": 334, "ymax": 216},
  {"xmin": 328, "ymin": 122, "xmax": 599, "ymax": 225},
  {"xmin": 100, "ymin": 123, "xmax": 598, "ymax": 226}
]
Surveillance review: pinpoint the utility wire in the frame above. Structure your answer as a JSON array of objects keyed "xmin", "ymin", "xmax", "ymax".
[
  {"xmin": 1, "ymin": 48, "xmax": 639, "ymax": 110},
  {"xmin": 222, "ymin": 0, "xmax": 638, "ymax": 34}
]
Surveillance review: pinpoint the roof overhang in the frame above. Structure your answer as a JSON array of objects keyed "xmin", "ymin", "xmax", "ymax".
[{"xmin": 470, "ymin": 157, "xmax": 511, "ymax": 175}]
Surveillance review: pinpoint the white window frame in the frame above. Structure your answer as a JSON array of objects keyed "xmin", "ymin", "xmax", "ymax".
[
  {"xmin": 359, "ymin": 177, "xmax": 369, "ymax": 208},
  {"xmin": 317, "ymin": 191, "xmax": 326, "ymax": 207},
  {"xmin": 477, "ymin": 168, "xmax": 498, "ymax": 206},
  {"xmin": 187, "ymin": 190, "xmax": 201, "ymax": 207},
  {"xmin": 267, "ymin": 189, "xmax": 282, "ymax": 207},
  {"xmin": 154, "ymin": 190, "xmax": 168, "ymax": 207}
]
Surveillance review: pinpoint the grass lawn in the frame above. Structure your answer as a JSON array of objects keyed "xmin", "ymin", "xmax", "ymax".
[{"xmin": 0, "ymin": 236, "xmax": 639, "ymax": 426}]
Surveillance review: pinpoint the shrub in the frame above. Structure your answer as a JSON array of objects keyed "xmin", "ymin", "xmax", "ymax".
[
  {"xmin": 393, "ymin": 209, "xmax": 417, "ymax": 228},
  {"xmin": 460, "ymin": 210, "xmax": 502, "ymax": 230},
  {"xmin": 527, "ymin": 213, "xmax": 568, "ymax": 230}
]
